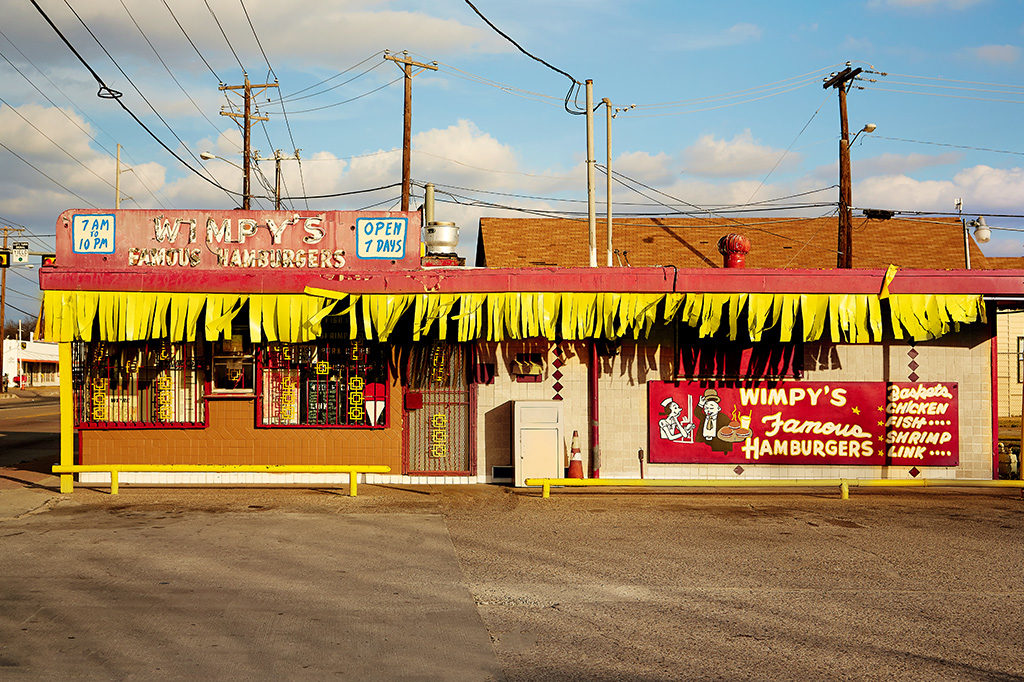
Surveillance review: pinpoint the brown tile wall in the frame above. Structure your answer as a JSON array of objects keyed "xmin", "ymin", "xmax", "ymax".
[{"xmin": 80, "ymin": 376, "xmax": 405, "ymax": 469}]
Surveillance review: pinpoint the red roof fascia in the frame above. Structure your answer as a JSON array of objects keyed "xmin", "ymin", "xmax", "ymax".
[{"xmin": 38, "ymin": 266, "xmax": 1024, "ymax": 296}]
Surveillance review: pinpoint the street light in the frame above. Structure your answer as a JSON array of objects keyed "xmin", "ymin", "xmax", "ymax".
[
  {"xmin": 201, "ymin": 152, "xmax": 246, "ymax": 209},
  {"xmin": 851, "ymin": 122, "xmax": 876, "ymax": 146}
]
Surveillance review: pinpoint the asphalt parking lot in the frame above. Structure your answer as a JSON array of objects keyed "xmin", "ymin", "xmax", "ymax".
[{"xmin": 1, "ymin": 480, "xmax": 1023, "ymax": 681}]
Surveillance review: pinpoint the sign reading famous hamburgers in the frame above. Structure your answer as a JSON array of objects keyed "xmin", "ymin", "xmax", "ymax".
[{"xmin": 648, "ymin": 381, "xmax": 888, "ymax": 465}]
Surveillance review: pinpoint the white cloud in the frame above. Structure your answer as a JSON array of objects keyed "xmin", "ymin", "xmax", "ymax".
[
  {"xmin": 964, "ymin": 44, "xmax": 1021, "ymax": 64},
  {"xmin": 669, "ymin": 23, "xmax": 762, "ymax": 51},
  {"xmin": 855, "ymin": 164, "xmax": 1024, "ymax": 213},
  {"xmin": 682, "ymin": 130, "xmax": 797, "ymax": 178}
]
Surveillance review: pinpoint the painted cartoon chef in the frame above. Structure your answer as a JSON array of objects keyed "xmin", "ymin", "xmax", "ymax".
[{"xmin": 658, "ymin": 397, "xmax": 694, "ymax": 442}]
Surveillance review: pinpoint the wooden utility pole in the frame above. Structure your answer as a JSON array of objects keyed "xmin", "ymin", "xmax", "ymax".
[
  {"xmin": 384, "ymin": 51, "xmax": 437, "ymax": 211},
  {"xmin": 254, "ymin": 149, "xmax": 300, "ymax": 210},
  {"xmin": 0, "ymin": 225, "xmax": 26, "ymax": 387},
  {"xmin": 220, "ymin": 75, "xmax": 277, "ymax": 209},
  {"xmin": 823, "ymin": 66, "xmax": 862, "ymax": 269},
  {"xmin": 585, "ymin": 79, "xmax": 596, "ymax": 267},
  {"xmin": 115, "ymin": 143, "xmax": 134, "ymax": 209},
  {"xmin": 602, "ymin": 97, "xmax": 612, "ymax": 267}
]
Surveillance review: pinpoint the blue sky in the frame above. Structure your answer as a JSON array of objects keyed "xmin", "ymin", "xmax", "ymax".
[{"xmin": 1, "ymin": 0, "xmax": 1023, "ymax": 324}]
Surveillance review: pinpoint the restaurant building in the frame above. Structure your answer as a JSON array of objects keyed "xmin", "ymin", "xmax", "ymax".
[{"xmin": 40, "ymin": 209, "xmax": 1024, "ymax": 487}]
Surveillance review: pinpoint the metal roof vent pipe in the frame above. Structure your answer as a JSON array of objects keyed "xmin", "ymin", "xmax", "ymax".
[
  {"xmin": 421, "ymin": 182, "xmax": 465, "ymax": 266},
  {"xmin": 718, "ymin": 233, "xmax": 751, "ymax": 268}
]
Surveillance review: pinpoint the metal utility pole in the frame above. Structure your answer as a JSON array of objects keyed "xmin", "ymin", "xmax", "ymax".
[
  {"xmin": 0, "ymin": 225, "xmax": 26, "ymax": 385},
  {"xmin": 384, "ymin": 51, "xmax": 438, "ymax": 211},
  {"xmin": 220, "ymin": 75, "xmax": 277, "ymax": 209},
  {"xmin": 585, "ymin": 79, "xmax": 596, "ymax": 267},
  {"xmin": 115, "ymin": 143, "xmax": 134, "ymax": 209},
  {"xmin": 602, "ymin": 97, "xmax": 612, "ymax": 267},
  {"xmin": 254, "ymin": 149, "xmax": 300, "ymax": 210},
  {"xmin": 823, "ymin": 65, "xmax": 862, "ymax": 269}
]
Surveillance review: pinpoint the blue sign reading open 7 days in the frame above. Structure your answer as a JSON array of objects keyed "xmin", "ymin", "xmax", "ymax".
[{"xmin": 356, "ymin": 217, "xmax": 407, "ymax": 260}]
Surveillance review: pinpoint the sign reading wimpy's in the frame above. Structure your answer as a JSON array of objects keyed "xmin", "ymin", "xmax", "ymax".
[
  {"xmin": 55, "ymin": 209, "xmax": 421, "ymax": 272},
  {"xmin": 648, "ymin": 380, "xmax": 959, "ymax": 466}
]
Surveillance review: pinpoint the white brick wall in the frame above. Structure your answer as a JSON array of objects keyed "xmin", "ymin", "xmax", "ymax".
[{"xmin": 475, "ymin": 324, "xmax": 995, "ymax": 481}]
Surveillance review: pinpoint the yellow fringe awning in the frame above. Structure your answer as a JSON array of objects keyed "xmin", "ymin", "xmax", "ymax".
[{"xmin": 42, "ymin": 289, "xmax": 987, "ymax": 344}]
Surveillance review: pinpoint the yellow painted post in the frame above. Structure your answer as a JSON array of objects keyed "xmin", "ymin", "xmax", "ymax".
[
  {"xmin": 110, "ymin": 470, "xmax": 119, "ymax": 495},
  {"xmin": 59, "ymin": 342, "xmax": 74, "ymax": 494},
  {"xmin": 543, "ymin": 481, "xmax": 550, "ymax": 498},
  {"xmin": 840, "ymin": 481, "xmax": 849, "ymax": 500},
  {"xmin": 349, "ymin": 472, "xmax": 358, "ymax": 497}
]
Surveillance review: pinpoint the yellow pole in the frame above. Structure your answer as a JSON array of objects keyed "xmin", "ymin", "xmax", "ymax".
[
  {"xmin": 59, "ymin": 342, "xmax": 74, "ymax": 494},
  {"xmin": 349, "ymin": 473, "xmax": 357, "ymax": 497},
  {"xmin": 110, "ymin": 470, "xmax": 118, "ymax": 495},
  {"xmin": 840, "ymin": 481, "xmax": 849, "ymax": 500},
  {"xmin": 543, "ymin": 482, "xmax": 550, "ymax": 499}
]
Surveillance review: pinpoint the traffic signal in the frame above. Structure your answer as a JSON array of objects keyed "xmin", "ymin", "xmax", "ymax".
[{"xmin": 0, "ymin": 249, "xmax": 9, "ymax": 268}]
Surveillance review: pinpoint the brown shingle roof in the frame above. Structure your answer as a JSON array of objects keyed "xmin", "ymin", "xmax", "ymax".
[
  {"xmin": 477, "ymin": 216, "xmax": 988, "ymax": 270},
  {"xmin": 984, "ymin": 256, "xmax": 1024, "ymax": 270}
]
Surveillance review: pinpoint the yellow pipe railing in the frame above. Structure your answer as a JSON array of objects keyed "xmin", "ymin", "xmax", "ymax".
[
  {"xmin": 524, "ymin": 477, "xmax": 1024, "ymax": 499},
  {"xmin": 52, "ymin": 464, "xmax": 392, "ymax": 497}
]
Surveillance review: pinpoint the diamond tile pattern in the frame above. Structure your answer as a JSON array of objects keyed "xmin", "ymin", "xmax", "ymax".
[
  {"xmin": 908, "ymin": 372, "xmax": 919, "ymax": 382},
  {"xmin": 733, "ymin": 465, "xmax": 744, "ymax": 476},
  {"xmin": 909, "ymin": 467, "xmax": 921, "ymax": 478},
  {"xmin": 907, "ymin": 348, "xmax": 919, "ymax": 359}
]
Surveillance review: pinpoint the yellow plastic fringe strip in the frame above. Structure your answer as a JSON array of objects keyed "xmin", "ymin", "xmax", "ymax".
[{"xmin": 43, "ymin": 290, "xmax": 986, "ymax": 344}]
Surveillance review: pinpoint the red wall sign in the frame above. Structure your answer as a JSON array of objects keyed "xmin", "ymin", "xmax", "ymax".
[
  {"xmin": 885, "ymin": 383, "xmax": 959, "ymax": 466},
  {"xmin": 648, "ymin": 380, "xmax": 962, "ymax": 467},
  {"xmin": 55, "ymin": 209, "xmax": 422, "ymax": 272}
]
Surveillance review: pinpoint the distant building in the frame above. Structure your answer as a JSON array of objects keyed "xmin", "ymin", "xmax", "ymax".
[{"xmin": 2, "ymin": 337, "xmax": 59, "ymax": 386}]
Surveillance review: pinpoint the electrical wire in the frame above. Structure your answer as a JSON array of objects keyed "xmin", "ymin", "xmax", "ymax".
[
  {"xmin": 855, "ymin": 84, "xmax": 1024, "ymax": 105},
  {"xmin": 28, "ymin": 0, "xmax": 243, "ymax": 199},
  {"xmin": 0, "ymin": 31, "xmax": 169, "ymax": 209},
  {"xmin": 160, "ymin": 0, "xmax": 220, "ymax": 82},
  {"xmin": 279, "ymin": 182, "xmax": 402, "ymax": 201},
  {"xmin": 118, "ymin": 0, "xmax": 233, "ymax": 146},
  {"xmin": 621, "ymin": 80, "xmax": 818, "ymax": 118},
  {"xmin": 0, "ymin": 139, "xmax": 98, "ymax": 208},
  {"xmin": 60, "ymin": 0, "xmax": 221, "ymax": 176},
  {"xmin": 2, "ymin": 300, "xmax": 37, "ymax": 318},
  {"xmin": 287, "ymin": 76, "xmax": 404, "ymax": 114},
  {"xmin": 278, "ymin": 61, "xmax": 387, "ymax": 104},
  {"xmin": 867, "ymin": 70, "xmax": 1024, "ymax": 91},
  {"xmin": 203, "ymin": 0, "xmax": 245, "ymax": 72},
  {"xmin": 0, "ymin": 94, "xmax": 118, "ymax": 192},
  {"xmin": 283, "ymin": 52, "xmax": 385, "ymax": 100},
  {"xmin": 744, "ymin": 90, "xmax": 830, "ymax": 204},
  {"xmin": 462, "ymin": 0, "xmax": 586, "ymax": 115},
  {"xmin": 633, "ymin": 65, "xmax": 843, "ymax": 109},
  {"xmin": 869, "ymin": 135, "xmax": 1024, "ymax": 157}
]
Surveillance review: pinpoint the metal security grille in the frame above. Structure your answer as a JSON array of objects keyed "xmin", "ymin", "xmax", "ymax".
[
  {"xmin": 405, "ymin": 344, "xmax": 472, "ymax": 475},
  {"xmin": 257, "ymin": 341, "xmax": 389, "ymax": 428},
  {"xmin": 71, "ymin": 340, "xmax": 207, "ymax": 427}
]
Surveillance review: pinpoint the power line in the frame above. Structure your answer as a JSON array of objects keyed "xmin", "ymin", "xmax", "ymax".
[
  {"xmin": 28, "ymin": 0, "xmax": 243, "ymax": 199},
  {"xmin": 278, "ymin": 61, "xmax": 387, "ymax": 104},
  {"xmin": 0, "ymin": 31, "xmax": 169, "ymax": 209},
  {"xmin": 744, "ymin": 90, "xmax": 830, "ymax": 204},
  {"xmin": 869, "ymin": 135, "xmax": 1024, "ymax": 157},
  {"xmin": 118, "ymin": 0, "xmax": 233, "ymax": 146},
  {"xmin": 288, "ymin": 76, "xmax": 404, "ymax": 114},
  {"xmin": 462, "ymin": 0, "xmax": 585, "ymax": 115},
  {"xmin": 60, "ymin": 0, "xmax": 222, "ymax": 178},
  {"xmin": 0, "ymin": 139, "xmax": 98, "ymax": 208},
  {"xmin": 203, "ymin": 0, "xmax": 245, "ymax": 72},
  {"xmin": 866, "ymin": 70, "xmax": 1024, "ymax": 91},
  {"xmin": 855, "ymin": 84, "xmax": 1024, "ymax": 105},
  {"xmin": 238, "ymin": 1, "xmax": 309, "ymax": 211},
  {"xmin": 160, "ymin": 0, "xmax": 220, "ymax": 82},
  {"xmin": 633, "ymin": 65, "xmax": 843, "ymax": 109},
  {"xmin": 0, "ymin": 94, "xmax": 117, "ymax": 192},
  {"xmin": 283, "ymin": 52, "xmax": 385, "ymax": 100},
  {"xmin": 621, "ymin": 80, "xmax": 818, "ymax": 118},
  {"xmin": 279, "ymin": 182, "xmax": 402, "ymax": 201}
]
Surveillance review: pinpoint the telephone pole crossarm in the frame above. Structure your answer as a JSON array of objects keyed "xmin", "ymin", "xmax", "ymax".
[
  {"xmin": 218, "ymin": 76, "xmax": 279, "ymax": 209},
  {"xmin": 384, "ymin": 52, "xmax": 438, "ymax": 212}
]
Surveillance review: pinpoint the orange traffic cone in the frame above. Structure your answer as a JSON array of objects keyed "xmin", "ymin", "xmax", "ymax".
[{"xmin": 567, "ymin": 430, "xmax": 584, "ymax": 479}]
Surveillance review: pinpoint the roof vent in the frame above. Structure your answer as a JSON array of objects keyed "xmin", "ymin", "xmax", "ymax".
[
  {"xmin": 424, "ymin": 221, "xmax": 459, "ymax": 256},
  {"xmin": 718, "ymin": 233, "xmax": 751, "ymax": 268}
]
